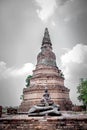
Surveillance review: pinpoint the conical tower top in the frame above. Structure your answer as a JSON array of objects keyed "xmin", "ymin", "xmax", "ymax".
[
  {"xmin": 42, "ymin": 28, "xmax": 52, "ymax": 46},
  {"xmin": 37, "ymin": 28, "xmax": 57, "ymax": 67}
]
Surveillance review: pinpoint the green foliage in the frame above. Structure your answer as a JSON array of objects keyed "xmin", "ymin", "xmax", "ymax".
[
  {"xmin": 60, "ymin": 71, "xmax": 64, "ymax": 78},
  {"xmin": 25, "ymin": 75, "xmax": 32, "ymax": 87},
  {"xmin": 20, "ymin": 94, "xmax": 24, "ymax": 100},
  {"xmin": 77, "ymin": 78, "xmax": 87, "ymax": 110},
  {"xmin": 20, "ymin": 75, "xmax": 32, "ymax": 101}
]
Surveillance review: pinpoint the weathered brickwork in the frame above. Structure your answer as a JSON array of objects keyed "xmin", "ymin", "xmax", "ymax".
[
  {"xmin": 0, "ymin": 116, "xmax": 87, "ymax": 130},
  {"xmin": 19, "ymin": 28, "xmax": 72, "ymax": 112}
]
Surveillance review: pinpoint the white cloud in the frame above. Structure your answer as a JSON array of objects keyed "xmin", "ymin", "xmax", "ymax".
[
  {"xmin": 61, "ymin": 44, "xmax": 87, "ymax": 80},
  {"xmin": 60, "ymin": 44, "xmax": 87, "ymax": 104},
  {"xmin": 0, "ymin": 61, "xmax": 34, "ymax": 79},
  {"xmin": 56, "ymin": 0, "xmax": 74, "ymax": 7},
  {"xmin": 9, "ymin": 63, "xmax": 34, "ymax": 77},
  {"xmin": 64, "ymin": 17, "xmax": 71, "ymax": 22},
  {"xmin": 0, "ymin": 62, "xmax": 34, "ymax": 106},
  {"xmin": 35, "ymin": 0, "xmax": 57, "ymax": 22},
  {"xmin": 51, "ymin": 21, "xmax": 56, "ymax": 26},
  {"xmin": 61, "ymin": 44, "xmax": 87, "ymax": 66},
  {"xmin": 0, "ymin": 61, "xmax": 7, "ymax": 73},
  {"xmin": 62, "ymin": 48, "xmax": 70, "ymax": 53}
]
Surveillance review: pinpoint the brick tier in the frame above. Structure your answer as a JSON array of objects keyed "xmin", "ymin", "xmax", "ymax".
[{"xmin": 19, "ymin": 28, "xmax": 73, "ymax": 112}]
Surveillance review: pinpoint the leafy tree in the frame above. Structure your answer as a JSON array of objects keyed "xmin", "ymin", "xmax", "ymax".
[
  {"xmin": 20, "ymin": 94, "xmax": 24, "ymax": 100},
  {"xmin": 60, "ymin": 72, "xmax": 64, "ymax": 78},
  {"xmin": 77, "ymin": 78, "xmax": 87, "ymax": 111},
  {"xmin": 25, "ymin": 75, "xmax": 32, "ymax": 87},
  {"xmin": 20, "ymin": 75, "xmax": 32, "ymax": 100},
  {"xmin": 59, "ymin": 71, "xmax": 64, "ymax": 79}
]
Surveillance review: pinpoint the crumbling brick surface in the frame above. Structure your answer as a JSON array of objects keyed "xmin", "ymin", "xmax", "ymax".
[{"xmin": 0, "ymin": 115, "xmax": 87, "ymax": 130}]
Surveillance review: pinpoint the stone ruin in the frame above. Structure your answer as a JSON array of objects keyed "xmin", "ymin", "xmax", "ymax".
[{"xmin": 19, "ymin": 28, "xmax": 72, "ymax": 112}]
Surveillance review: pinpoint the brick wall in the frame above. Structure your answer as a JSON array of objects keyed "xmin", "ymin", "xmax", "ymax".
[{"xmin": 0, "ymin": 116, "xmax": 87, "ymax": 130}]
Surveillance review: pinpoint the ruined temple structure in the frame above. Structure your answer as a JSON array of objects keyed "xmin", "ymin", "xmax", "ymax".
[{"xmin": 19, "ymin": 28, "xmax": 72, "ymax": 112}]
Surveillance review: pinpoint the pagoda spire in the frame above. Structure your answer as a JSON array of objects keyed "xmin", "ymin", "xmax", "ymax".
[{"xmin": 42, "ymin": 28, "xmax": 52, "ymax": 46}]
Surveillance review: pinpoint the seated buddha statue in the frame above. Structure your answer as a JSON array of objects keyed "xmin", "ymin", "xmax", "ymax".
[{"xmin": 28, "ymin": 87, "xmax": 61, "ymax": 116}]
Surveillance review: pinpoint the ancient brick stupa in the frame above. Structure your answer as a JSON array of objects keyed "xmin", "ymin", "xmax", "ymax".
[{"xmin": 19, "ymin": 28, "xmax": 72, "ymax": 112}]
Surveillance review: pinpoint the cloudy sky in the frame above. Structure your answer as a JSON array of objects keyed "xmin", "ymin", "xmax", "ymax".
[{"xmin": 0, "ymin": 0, "xmax": 87, "ymax": 107}]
